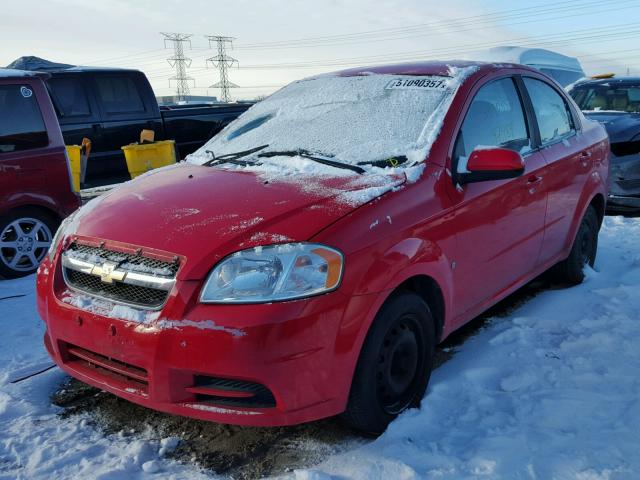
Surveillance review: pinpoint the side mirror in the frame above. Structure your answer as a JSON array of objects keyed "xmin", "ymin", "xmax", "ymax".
[{"xmin": 458, "ymin": 147, "xmax": 525, "ymax": 184}]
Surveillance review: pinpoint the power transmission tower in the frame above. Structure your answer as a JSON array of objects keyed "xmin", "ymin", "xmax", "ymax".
[
  {"xmin": 205, "ymin": 35, "xmax": 239, "ymax": 102},
  {"xmin": 161, "ymin": 32, "xmax": 194, "ymax": 101}
]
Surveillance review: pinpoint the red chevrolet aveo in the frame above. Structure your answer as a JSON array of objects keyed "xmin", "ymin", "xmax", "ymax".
[{"xmin": 37, "ymin": 61, "xmax": 609, "ymax": 433}]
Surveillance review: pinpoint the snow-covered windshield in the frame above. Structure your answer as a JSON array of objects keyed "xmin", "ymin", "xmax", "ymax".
[{"xmin": 187, "ymin": 72, "xmax": 467, "ymax": 170}]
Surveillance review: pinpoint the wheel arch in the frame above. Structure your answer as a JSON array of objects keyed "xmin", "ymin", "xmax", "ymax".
[{"xmin": 393, "ymin": 275, "xmax": 446, "ymax": 343}]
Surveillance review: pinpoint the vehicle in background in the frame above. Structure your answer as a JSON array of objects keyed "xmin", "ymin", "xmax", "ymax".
[
  {"xmin": 464, "ymin": 46, "xmax": 585, "ymax": 87},
  {"xmin": 0, "ymin": 69, "xmax": 80, "ymax": 279},
  {"xmin": 38, "ymin": 61, "xmax": 608, "ymax": 433},
  {"xmin": 567, "ymin": 75, "xmax": 640, "ymax": 213},
  {"xmin": 7, "ymin": 57, "xmax": 252, "ymax": 188}
]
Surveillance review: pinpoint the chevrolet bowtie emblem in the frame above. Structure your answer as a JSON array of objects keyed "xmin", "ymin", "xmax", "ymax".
[{"xmin": 91, "ymin": 262, "xmax": 126, "ymax": 284}]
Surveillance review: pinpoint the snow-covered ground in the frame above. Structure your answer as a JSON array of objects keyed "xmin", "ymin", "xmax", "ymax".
[{"xmin": 2, "ymin": 216, "xmax": 640, "ymax": 479}]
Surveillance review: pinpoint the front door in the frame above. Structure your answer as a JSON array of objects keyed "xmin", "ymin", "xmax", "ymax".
[{"xmin": 447, "ymin": 77, "xmax": 548, "ymax": 322}]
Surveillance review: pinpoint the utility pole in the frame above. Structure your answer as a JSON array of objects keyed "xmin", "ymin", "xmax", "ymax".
[
  {"xmin": 161, "ymin": 32, "xmax": 194, "ymax": 101},
  {"xmin": 205, "ymin": 35, "xmax": 239, "ymax": 102}
]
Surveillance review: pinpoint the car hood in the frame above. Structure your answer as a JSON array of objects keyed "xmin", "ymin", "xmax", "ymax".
[
  {"xmin": 67, "ymin": 164, "xmax": 405, "ymax": 279},
  {"xmin": 583, "ymin": 111, "xmax": 640, "ymax": 143}
]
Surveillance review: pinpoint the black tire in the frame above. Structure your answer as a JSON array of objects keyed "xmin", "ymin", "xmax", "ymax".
[
  {"xmin": 342, "ymin": 291, "xmax": 435, "ymax": 434},
  {"xmin": 0, "ymin": 208, "xmax": 59, "ymax": 279},
  {"xmin": 553, "ymin": 205, "xmax": 599, "ymax": 285}
]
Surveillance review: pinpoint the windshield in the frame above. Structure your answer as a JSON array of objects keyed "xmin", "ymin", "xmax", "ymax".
[
  {"xmin": 187, "ymin": 73, "xmax": 463, "ymax": 169},
  {"xmin": 569, "ymin": 82, "xmax": 640, "ymax": 113}
]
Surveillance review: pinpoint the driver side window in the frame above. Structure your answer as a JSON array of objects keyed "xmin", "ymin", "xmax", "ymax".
[{"xmin": 454, "ymin": 78, "xmax": 530, "ymax": 173}]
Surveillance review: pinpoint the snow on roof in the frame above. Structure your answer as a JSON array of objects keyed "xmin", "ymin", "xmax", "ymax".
[{"xmin": 464, "ymin": 46, "xmax": 584, "ymax": 73}]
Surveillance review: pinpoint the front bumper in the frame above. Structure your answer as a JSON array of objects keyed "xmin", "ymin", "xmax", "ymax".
[{"xmin": 37, "ymin": 258, "xmax": 371, "ymax": 426}]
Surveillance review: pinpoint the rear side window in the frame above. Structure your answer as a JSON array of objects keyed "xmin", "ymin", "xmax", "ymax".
[
  {"xmin": 0, "ymin": 84, "xmax": 49, "ymax": 153},
  {"xmin": 47, "ymin": 77, "xmax": 91, "ymax": 117},
  {"xmin": 524, "ymin": 78, "xmax": 574, "ymax": 144},
  {"xmin": 454, "ymin": 77, "xmax": 530, "ymax": 167},
  {"xmin": 95, "ymin": 76, "xmax": 145, "ymax": 114}
]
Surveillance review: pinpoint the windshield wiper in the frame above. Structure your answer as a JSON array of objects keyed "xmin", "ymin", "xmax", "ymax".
[
  {"xmin": 258, "ymin": 149, "xmax": 365, "ymax": 174},
  {"xmin": 202, "ymin": 144, "xmax": 269, "ymax": 167},
  {"xmin": 358, "ymin": 155, "xmax": 409, "ymax": 169}
]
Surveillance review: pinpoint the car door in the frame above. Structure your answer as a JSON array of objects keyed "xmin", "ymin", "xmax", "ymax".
[
  {"xmin": 447, "ymin": 76, "xmax": 548, "ymax": 321},
  {"xmin": 0, "ymin": 81, "xmax": 52, "ymax": 196},
  {"xmin": 521, "ymin": 76, "xmax": 590, "ymax": 265}
]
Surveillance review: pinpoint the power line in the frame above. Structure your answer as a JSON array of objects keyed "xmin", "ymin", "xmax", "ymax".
[
  {"xmin": 205, "ymin": 35, "xmax": 239, "ymax": 102},
  {"xmin": 234, "ymin": 0, "xmax": 639, "ymax": 49},
  {"xmin": 161, "ymin": 32, "xmax": 195, "ymax": 101}
]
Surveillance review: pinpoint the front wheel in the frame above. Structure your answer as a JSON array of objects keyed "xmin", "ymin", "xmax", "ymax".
[
  {"xmin": 0, "ymin": 208, "xmax": 58, "ymax": 279},
  {"xmin": 342, "ymin": 292, "xmax": 435, "ymax": 434},
  {"xmin": 553, "ymin": 205, "xmax": 599, "ymax": 285}
]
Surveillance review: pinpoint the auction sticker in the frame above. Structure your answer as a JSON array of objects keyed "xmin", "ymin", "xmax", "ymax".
[{"xmin": 385, "ymin": 76, "xmax": 451, "ymax": 91}]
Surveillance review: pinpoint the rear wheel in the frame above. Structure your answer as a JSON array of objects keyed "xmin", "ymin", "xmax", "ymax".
[
  {"xmin": 0, "ymin": 208, "xmax": 58, "ymax": 279},
  {"xmin": 342, "ymin": 292, "xmax": 435, "ymax": 434},
  {"xmin": 553, "ymin": 205, "xmax": 599, "ymax": 285}
]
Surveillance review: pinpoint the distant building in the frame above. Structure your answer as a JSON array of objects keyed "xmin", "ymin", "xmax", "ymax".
[{"xmin": 156, "ymin": 95, "xmax": 219, "ymax": 105}]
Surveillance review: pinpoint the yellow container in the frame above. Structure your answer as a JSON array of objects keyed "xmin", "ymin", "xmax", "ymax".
[
  {"xmin": 66, "ymin": 145, "xmax": 82, "ymax": 192},
  {"xmin": 121, "ymin": 140, "xmax": 177, "ymax": 179}
]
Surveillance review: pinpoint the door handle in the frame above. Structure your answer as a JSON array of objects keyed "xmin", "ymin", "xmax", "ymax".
[
  {"xmin": 579, "ymin": 151, "xmax": 591, "ymax": 167},
  {"xmin": 527, "ymin": 175, "xmax": 543, "ymax": 185},
  {"xmin": 580, "ymin": 151, "xmax": 592, "ymax": 158}
]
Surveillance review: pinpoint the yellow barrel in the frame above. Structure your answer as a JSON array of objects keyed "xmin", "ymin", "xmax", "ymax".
[
  {"xmin": 121, "ymin": 140, "xmax": 177, "ymax": 179},
  {"xmin": 65, "ymin": 145, "xmax": 82, "ymax": 192}
]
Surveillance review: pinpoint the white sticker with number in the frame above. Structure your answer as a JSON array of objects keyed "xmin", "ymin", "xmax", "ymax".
[{"xmin": 385, "ymin": 76, "xmax": 451, "ymax": 91}]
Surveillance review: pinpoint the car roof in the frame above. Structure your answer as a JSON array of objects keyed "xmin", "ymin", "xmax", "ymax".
[
  {"xmin": 464, "ymin": 47, "xmax": 584, "ymax": 73},
  {"xmin": 6, "ymin": 56, "xmax": 139, "ymax": 74},
  {"xmin": 0, "ymin": 68, "xmax": 50, "ymax": 80},
  {"xmin": 572, "ymin": 76, "xmax": 640, "ymax": 86},
  {"xmin": 324, "ymin": 60, "xmax": 536, "ymax": 78}
]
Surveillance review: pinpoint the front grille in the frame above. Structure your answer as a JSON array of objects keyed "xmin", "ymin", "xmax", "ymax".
[
  {"xmin": 64, "ymin": 343, "xmax": 149, "ymax": 393},
  {"xmin": 188, "ymin": 375, "xmax": 277, "ymax": 408},
  {"xmin": 65, "ymin": 269, "xmax": 168, "ymax": 308},
  {"xmin": 61, "ymin": 242, "xmax": 178, "ymax": 309},
  {"xmin": 66, "ymin": 243, "xmax": 179, "ymax": 277}
]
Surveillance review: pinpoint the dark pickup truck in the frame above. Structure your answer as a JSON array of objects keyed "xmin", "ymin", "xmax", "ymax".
[{"xmin": 9, "ymin": 57, "xmax": 252, "ymax": 187}]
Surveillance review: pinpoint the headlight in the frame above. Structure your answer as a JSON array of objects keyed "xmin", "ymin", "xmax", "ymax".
[{"xmin": 200, "ymin": 243, "xmax": 344, "ymax": 303}]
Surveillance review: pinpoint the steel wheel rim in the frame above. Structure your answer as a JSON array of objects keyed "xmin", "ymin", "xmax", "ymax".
[
  {"xmin": 376, "ymin": 315, "xmax": 424, "ymax": 415},
  {"xmin": 0, "ymin": 217, "xmax": 52, "ymax": 272}
]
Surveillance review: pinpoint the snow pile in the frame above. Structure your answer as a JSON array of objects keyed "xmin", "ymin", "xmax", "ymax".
[{"xmin": 288, "ymin": 216, "xmax": 640, "ymax": 479}]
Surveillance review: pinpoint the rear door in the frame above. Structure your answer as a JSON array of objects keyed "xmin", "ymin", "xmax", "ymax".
[
  {"xmin": 0, "ymin": 81, "xmax": 53, "ymax": 198},
  {"xmin": 91, "ymin": 72, "xmax": 162, "ymax": 185},
  {"xmin": 521, "ymin": 76, "xmax": 589, "ymax": 265},
  {"xmin": 448, "ymin": 76, "xmax": 548, "ymax": 321}
]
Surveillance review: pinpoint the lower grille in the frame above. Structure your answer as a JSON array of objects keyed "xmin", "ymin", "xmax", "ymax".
[
  {"xmin": 65, "ymin": 343, "xmax": 148, "ymax": 393},
  {"xmin": 65, "ymin": 269, "xmax": 168, "ymax": 308},
  {"xmin": 187, "ymin": 375, "xmax": 276, "ymax": 408}
]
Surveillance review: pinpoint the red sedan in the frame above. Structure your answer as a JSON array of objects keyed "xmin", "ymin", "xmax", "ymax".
[{"xmin": 37, "ymin": 61, "xmax": 609, "ymax": 433}]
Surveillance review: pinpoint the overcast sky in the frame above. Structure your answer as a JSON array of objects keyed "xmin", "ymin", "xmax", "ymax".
[{"xmin": 1, "ymin": 0, "xmax": 639, "ymax": 100}]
